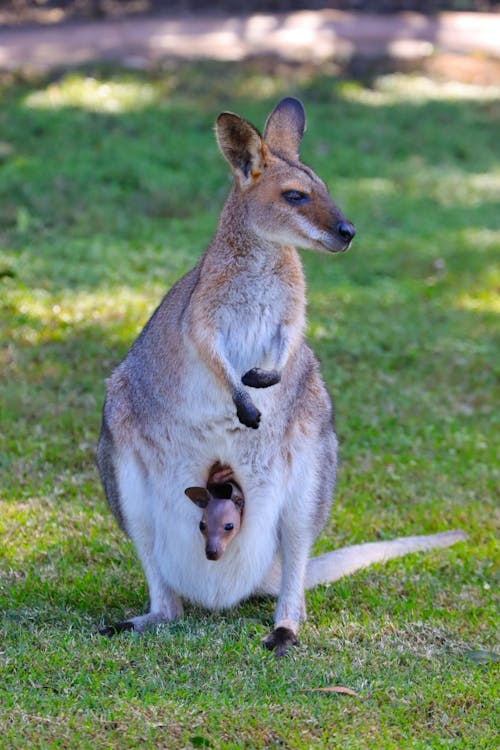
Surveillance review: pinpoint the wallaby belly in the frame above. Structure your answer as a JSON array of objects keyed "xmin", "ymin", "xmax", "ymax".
[
  {"xmin": 156, "ymin": 483, "xmax": 281, "ymax": 609},
  {"xmin": 119, "ymin": 421, "xmax": 286, "ymax": 609}
]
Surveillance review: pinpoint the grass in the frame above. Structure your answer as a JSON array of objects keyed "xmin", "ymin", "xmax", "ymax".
[{"xmin": 0, "ymin": 60, "xmax": 498, "ymax": 748}]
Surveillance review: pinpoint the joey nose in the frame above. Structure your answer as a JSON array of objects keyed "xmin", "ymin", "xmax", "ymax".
[
  {"xmin": 336, "ymin": 221, "xmax": 356, "ymax": 244},
  {"xmin": 206, "ymin": 547, "xmax": 219, "ymax": 561}
]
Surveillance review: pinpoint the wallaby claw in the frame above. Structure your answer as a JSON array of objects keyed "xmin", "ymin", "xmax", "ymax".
[
  {"xmin": 236, "ymin": 404, "xmax": 261, "ymax": 429},
  {"xmin": 99, "ymin": 621, "xmax": 135, "ymax": 637},
  {"xmin": 235, "ymin": 393, "xmax": 261, "ymax": 428},
  {"xmin": 242, "ymin": 368, "xmax": 281, "ymax": 388},
  {"xmin": 263, "ymin": 626, "xmax": 298, "ymax": 657}
]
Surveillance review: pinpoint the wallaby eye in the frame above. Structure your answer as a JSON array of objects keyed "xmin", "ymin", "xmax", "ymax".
[
  {"xmin": 282, "ymin": 190, "xmax": 310, "ymax": 205},
  {"xmin": 224, "ymin": 523, "xmax": 234, "ymax": 532},
  {"xmin": 199, "ymin": 521, "xmax": 206, "ymax": 532}
]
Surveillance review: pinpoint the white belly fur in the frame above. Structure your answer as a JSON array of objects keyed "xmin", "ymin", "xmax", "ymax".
[
  {"xmin": 145, "ymin": 434, "xmax": 285, "ymax": 609},
  {"xmin": 156, "ymin": 483, "xmax": 280, "ymax": 609},
  {"xmin": 122, "ymin": 364, "xmax": 289, "ymax": 609}
]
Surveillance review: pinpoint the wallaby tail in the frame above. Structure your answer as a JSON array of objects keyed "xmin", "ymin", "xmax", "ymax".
[{"xmin": 261, "ymin": 530, "xmax": 467, "ymax": 596}]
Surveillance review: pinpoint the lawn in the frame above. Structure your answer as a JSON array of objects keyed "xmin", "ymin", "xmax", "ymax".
[{"xmin": 0, "ymin": 61, "xmax": 498, "ymax": 748}]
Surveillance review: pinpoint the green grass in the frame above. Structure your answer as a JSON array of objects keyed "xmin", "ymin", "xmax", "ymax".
[{"xmin": 0, "ymin": 61, "xmax": 498, "ymax": 748}]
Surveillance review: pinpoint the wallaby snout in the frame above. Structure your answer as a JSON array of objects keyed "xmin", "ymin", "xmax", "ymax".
[
  {"xmin": 336, "ymin": 220, "xmax": 356, "ymax": 248},
  {"xmin": 318, "ymin": 215, "xmax": 356, "ymax": 253},
  {"xmin": 205, "ymin": 545, "xmax": 221, "ymax": 561},
  {"xmin": 317, "ymin": 206, "xmax": 356, "ymax": 253}
]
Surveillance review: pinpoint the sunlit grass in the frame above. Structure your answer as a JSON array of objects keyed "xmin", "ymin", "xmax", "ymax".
[
  {"xmin": 23, "ymin": 68, "xmax": 500, "ymax": 120},
  {"xmin": 455, "ymin": 262, "xmax": 500, "ymax": 313},
  {"xmin": 398, "ymin": 167, "xmax": 500, "ymax": 207},
  {"xmin": 4, "ymin": 286, "xmax": 160, "ymax": 343},
  {"xmin": 25, "ymin": 75, "xmax": 161, "ymax": 113},
  {"xmin": 339, "ymin": 73, "xmax": 500, "ymax": 105}
]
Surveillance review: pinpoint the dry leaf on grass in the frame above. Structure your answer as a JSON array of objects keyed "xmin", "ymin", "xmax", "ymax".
[{"xmin": 303, "ymin": 686, "xmax": 362, "ymax": 698}]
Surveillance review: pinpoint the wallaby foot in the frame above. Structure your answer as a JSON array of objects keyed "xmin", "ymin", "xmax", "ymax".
[
  {"xmin": 99, "ymin": 620, "xmax": 135, "ymax": 637},
  {"xmin": 99, "ymin": 608, "xmax": 180, "ymax": 636},
  {"xmin": 234, "ymin": 390, "xmax": 261, "ymax": 429},
  {"xmin": 263, "ymin": 626, "xmax": 298, "ymax": 658},
  {"xmin": 242, "ymin": 368, "xmax": 281, "ymax": 388}
]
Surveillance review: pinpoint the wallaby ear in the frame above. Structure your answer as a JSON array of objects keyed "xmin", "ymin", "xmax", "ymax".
[
  {"xmin": 263, "ymin": 97, "xmax": 306, "ymax": 161},
  {"xmin": 184, "ymin": 487, "xmax": 210, "ymax": 508},
  {"xmin": 216, "ymin": 112, "xmax": 266, "ymax": 188}
]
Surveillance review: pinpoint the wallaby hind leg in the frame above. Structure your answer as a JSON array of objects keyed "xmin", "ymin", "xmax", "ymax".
[
  {"xmin": 263, "ymin": 414, "xmax": 336, "ymax": 657},
  {"xmin": 100, "ymin": 450, "xmax": 183, "ymax": 635},
  {"xmin": 263, "ymin": 455, "xmax": 321, "ymax": 657},
  {"xmin": 100, "ymin": 558, "xmax": 183, "ymax": 636}
]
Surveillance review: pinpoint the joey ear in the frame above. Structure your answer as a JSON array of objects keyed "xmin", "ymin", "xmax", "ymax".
[
  {"xmin": 263, "ymin": 97, "xmax": 306, "ymax": 161},
  {"xmin": 216, "ymin": 112, "xmax": 266, "ymax": 188},
  {"xmin": 184, "ymin": 487, "xmax": 210, "ymax": 508}
]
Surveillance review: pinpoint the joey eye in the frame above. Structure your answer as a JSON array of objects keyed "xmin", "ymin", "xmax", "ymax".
[
  {"xmin": 282, "ymin": 190, "xmax": 310, "ymax": 205},
  {"xmin": 224, "ymin": 523, "xmax": 234, "ymax": 532},
  {"xmin": 199, "ymin": 521, "xmax": 206, "ymax": 532}
]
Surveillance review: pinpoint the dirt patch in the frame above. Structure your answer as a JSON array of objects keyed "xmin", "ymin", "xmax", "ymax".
[
  {"xmin": 0, "ymin": 4, "xmax": 499, "ymax": 84},
  {"xmin": 424, "ymin": 52, "xmax": 500, "ymax": 85}
]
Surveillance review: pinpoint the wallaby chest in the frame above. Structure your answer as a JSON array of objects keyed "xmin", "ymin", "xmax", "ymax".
[
  {"xmin": 218, "ymin": 286, "xmax": 286, "ymax": 373},
  {"xmin": 196, "ymin": 242, "xmax": 305, "ymax": 375}
]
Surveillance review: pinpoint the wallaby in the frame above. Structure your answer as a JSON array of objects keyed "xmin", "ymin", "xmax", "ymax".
[
  {"xmin": 185, "ymin": 463, "xmax": 244, "ymax": 561},
  {"xmin": 97, "ymin": 97, "xmax": 465, "ymax": 656}
]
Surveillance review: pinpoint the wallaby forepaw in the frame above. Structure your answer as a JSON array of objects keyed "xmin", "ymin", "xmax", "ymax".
[
  {"xmin": 235, "ymin": 397, "xmax": 261, "ymax": 429},
  {"xmin": 263, "ymin": 626, "xmax": 298, "ymax": 658},
  {"xmin": 242, "ymin": 368, "xmax": 281, "ymax": 389},
  {"xmin": 99, "ymin": 620, "xmax": 135, "ymax": 637}
]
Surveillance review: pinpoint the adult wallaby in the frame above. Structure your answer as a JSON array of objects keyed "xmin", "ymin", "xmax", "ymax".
[
  {"xmin": 185, "ymin": 463, "xmax": 244, "ymax": 562},
  {"xmin": 97, "ymin": 98, "xmax": 465, "ymax": 655}
]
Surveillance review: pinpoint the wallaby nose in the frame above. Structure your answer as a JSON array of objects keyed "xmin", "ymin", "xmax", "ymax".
[
  {"xmin": 206, "ymin": 547, "xmax": 220, "ymax": 561},
  {"xmin": 336, "ymin": 221, "xmax": 356, "ymax": 244}
]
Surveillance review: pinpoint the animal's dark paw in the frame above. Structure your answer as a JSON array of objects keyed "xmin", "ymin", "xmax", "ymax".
[
  {"xmin": 235, "ymin": 396, "xmax": 261, "ymax": 429},
  {"xmin": 263, "ymin": 626, "xmax": 298, "ymax": 657},
  {"xmin": 99, "ymin": 621, "xmax": 135, "ymax": 637},
  {"xmin": 242, "ymin": 368, "xmax": 281, "ymax": 389}
]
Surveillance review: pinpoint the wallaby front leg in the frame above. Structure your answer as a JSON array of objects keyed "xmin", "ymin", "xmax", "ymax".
[
  {"xmin": 191, "ymin": 327, "xmax": 261, "ymax": 428},
  {"xmin": 242, "ymin": 368, "xmax": 281, "ymax": 388},
  {"xmin": 233, "ymin": 384, "xmax": 261, "ymax": 429},
  {"xmin": 242, "ymin": 323, "xmax": 297, "ymax": 390}
]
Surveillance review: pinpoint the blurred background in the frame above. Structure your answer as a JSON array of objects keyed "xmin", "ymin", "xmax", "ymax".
[
  {"xmin": 1, "ymin": 1, "xmax": 499, "ymax": 78},
  {"xmin": 0, "ymin": 1, "xmax": 498, "ymax": 23}
]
